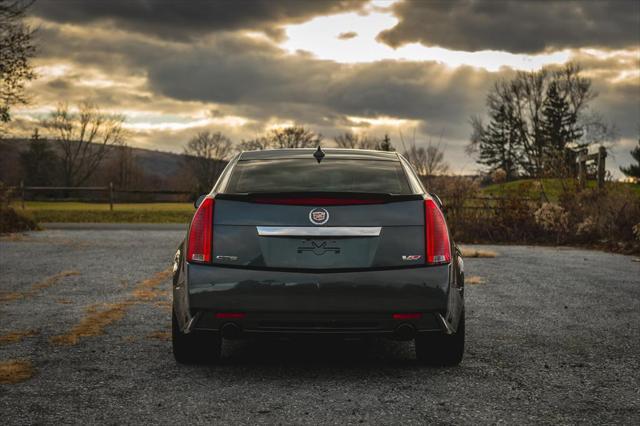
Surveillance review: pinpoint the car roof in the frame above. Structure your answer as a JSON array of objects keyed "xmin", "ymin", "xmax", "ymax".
[{"xmin": 238, "ymin": 148, "xmax": 400, "ymax": 161}]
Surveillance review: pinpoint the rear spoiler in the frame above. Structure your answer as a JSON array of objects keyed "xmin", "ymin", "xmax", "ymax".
[{"xmin": 215, "ymin": 192, "xmax": 424, "ymax": 206}]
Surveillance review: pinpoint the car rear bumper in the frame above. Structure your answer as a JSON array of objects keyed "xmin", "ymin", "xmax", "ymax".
[{"xmin": 186, "ymin": 263, "xmax": 452, "ymax": 334}]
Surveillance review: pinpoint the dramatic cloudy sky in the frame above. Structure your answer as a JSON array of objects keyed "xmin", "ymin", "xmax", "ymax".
[{"xmin": 9, "ymin": 0, "xmax": 640, "ymax": 176}]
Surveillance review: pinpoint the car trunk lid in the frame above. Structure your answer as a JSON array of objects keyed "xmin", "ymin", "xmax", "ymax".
[{"xmin": 211, "ymin": 193, "xmax": 425, "ymax": 270}]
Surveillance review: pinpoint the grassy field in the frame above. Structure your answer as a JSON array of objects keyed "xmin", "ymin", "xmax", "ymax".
[
  {"xmin": 9, "ymin": 179, "xmax": 639, "ymax": 224},
  {"xmin": 482, "ymin": 179, "xmax": 640, "ymax": 201},
  {"xmin": 11, "ymin": 202, "xmax": 194, "ymax": 223}
]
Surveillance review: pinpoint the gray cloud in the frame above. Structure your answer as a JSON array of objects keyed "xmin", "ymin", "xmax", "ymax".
[
  {"xmin": 136, "ymin": 33, "xmax": 497, "ymax": 140},
  {"xmin": 378, "ymin": 0, "xmax": 640, "ymax": 53},
  {"xmin": 27, "ymin": 21, "xmax": 640, "ymax": 143},
  {"xmin": 31, "ymin": 0, "xmax": 366, "ymax": 41},
  {"xmin": 14, "ymin": 11, "xmax": 640, "ymax": 176},
  {"xmin": 29, "ymin": 19, "xmax": 640, "ymax": 137},
  {"xmin": 592, "ymin": 81, "xmax": 640, "ymax": 141}
]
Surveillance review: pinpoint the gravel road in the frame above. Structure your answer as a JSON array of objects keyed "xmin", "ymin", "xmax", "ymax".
[{"xmin": 1, "ymin": 228, "xmax": 639, "ymax": 424}]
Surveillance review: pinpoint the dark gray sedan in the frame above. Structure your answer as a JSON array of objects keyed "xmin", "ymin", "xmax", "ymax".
[{"xmin": 172, "ymin": 148, "xmax": 465, "ymax": 365}]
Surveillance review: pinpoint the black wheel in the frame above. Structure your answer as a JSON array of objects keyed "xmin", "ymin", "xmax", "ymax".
[
  {"xmin": 172, "ymin": 311, "xmax": 221, "ymax": 364},
  {"xmin": 415, "ymin": 312, "xmax": 465, "ymax": 366}
]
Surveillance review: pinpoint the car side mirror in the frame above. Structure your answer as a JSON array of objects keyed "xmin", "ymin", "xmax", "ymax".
[
  {"xmin": 194, "ymin": 195, "xmax": 206, "ymax": 209},
  {"xmin": 430, "ymin": 192, "xmax": 444, "ymax": 210}
]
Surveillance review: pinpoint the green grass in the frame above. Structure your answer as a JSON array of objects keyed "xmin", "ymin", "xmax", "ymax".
[
  {"xmin": 482, "ymin": 179, "xmax": 640, "ymax": 201},
  {"xmin": 10, "ymin": 201, "xmax": 194, "ymax": 223},
  {"xmin": 11, "ymin": 180, "xmax": 639, "ymax": 223}
]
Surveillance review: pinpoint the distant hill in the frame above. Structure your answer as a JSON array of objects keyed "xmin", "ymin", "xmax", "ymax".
[
  {"xmin": 0, "ymin": 138, "xmax": 209, "ymax": 189},
  {"xmin": 123, "ymin": 145, "xmax": 186, "ymax": 178}
]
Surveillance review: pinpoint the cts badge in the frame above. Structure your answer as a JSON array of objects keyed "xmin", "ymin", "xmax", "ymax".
[
  {"xmin": 309, "ymin": 208, "xmax": 329, "ymax": 225},
  {"xmin": 402, "ymin": 255, "xmax": 422, "ymax": 261}
]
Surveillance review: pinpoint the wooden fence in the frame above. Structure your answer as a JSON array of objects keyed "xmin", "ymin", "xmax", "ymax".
[
  {"xmin": 12, "ymin": 182, "xmax": 538, "ymax": 213},
  {"xmin": 14, "ymin": 181, "xmax": 192, "ymax": 211},
  {"xmin": 441, "ymin": 196, "xmax": 539, "ymax": 211}
]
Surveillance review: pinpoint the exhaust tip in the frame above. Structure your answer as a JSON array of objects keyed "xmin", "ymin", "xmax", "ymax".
[
  {"xmin": 394, "ymin": 323, "xmax": 416, "ymax": 341},
  {"xmin": 221, "ymin": 322, "xmax": 242, "ymax": 339}
]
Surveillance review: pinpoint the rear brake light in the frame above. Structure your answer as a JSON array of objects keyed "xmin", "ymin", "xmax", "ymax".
[
  {"xmin": 187, "ymin": 197, "xmax": 214, "ymax": 263},
  {"xmin": 424, "ymin": 199, "xmax": 451, "ymax": 264},
  {"xmin": 215, "ymin": 312, "xmax": 246, "ymax": 319},
  {"xmin": 392, "ymin": 313, "xmax": 423, "ymax": 320}
]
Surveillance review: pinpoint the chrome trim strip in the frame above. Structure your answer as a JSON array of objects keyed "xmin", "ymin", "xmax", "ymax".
[
  {"xmin": 256, "ymin": 226, "xmax": 382, "ymax": 237},
  {"xmin": 436, "ymin": 313, "xmax": 455, "ymax": 335},
  {"xmin": 183, "ymin": 311, "xmax": 202, "ymax": 334}
]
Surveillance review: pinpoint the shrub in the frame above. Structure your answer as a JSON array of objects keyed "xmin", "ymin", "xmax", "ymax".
[
  {"xmin": 534, "ymin": 203, "xmax": 569, "ymax": 243},
  {"xmin": 491, "ymin": 168, "xmax": 507, "ymax": 184},
  {"xmin": 0, "ymin": 182, "xmax": 39, "ymax": 234},
  {"xmin": 576, "ymin": 216, "xmax": 597, "ymax": 239},
  {"xmin": 430, "ymin": 176, "xmax": 543, "ymax": 243},
  {"xmin": 559, "ymin": 185, "xmax": 640, "ymax": 251},
  {"xmin": 433, "ymin": 175, "xmax": 639, "ymax": 253}
]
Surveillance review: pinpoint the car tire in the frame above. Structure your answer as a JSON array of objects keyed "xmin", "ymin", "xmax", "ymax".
[
  {"xmin": 415, "ymin": 312, "xmax": 465, "ymax": 366},
  {"xmin": 172, "ymin": 310, "xmax": 221, "ymax": 364}
]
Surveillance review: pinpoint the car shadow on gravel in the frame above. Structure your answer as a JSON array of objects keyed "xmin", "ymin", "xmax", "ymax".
[{"xmin": 193, "ymin": 337, "xmax": 457, "ymax": 371}]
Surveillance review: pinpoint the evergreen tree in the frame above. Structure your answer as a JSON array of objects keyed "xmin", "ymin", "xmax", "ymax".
[
  {"xmin": 20, "ymin": 129, "xmax": 58, "ymax": 185},
  {"xmin": 541, "ymin": 81, "xmax": 582, "ymax": 174},
  {"xmin": 620, "ymin": 139, "xmax": 640, "ymax": 179},
  {"xmin": 375, "ymin": 134, "xmax": 395, "ymax": 151},
  {"xmin": 470, "ymin": 64, "xmax": 595, "ymax": 180},
  {"xmin": 478, "ymin": 104, "xmax": 519, "ymax": 181}
]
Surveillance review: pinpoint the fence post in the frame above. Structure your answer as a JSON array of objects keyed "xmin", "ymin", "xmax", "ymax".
[
  {"xmin": 577, "ymin": 149, "xmax": 587, "ymax": 190},
  {"xmin": 109, "ymin": 182, "xmax": 114, "ymax": 211},
  {"xmin": 20, "ymin": 180, "xmax": 25, "ymax": 209},
  {"xmin": 597, "ymin": 146, "xmax": 607, "ymax": 189}
]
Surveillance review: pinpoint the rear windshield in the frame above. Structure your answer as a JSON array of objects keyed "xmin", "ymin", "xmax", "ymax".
[{"xmin": 223, "ymin": 159, "xmax": 412, "ymax": 194}]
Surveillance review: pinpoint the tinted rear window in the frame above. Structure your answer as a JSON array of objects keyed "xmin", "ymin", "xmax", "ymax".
[{"xmin": 224, "ymin": 159, "xmax": 412, "ymax": 194}]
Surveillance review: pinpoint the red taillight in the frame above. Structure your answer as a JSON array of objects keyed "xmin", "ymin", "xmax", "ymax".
[
  {"xmin": 187, "ymin": 197, "xmax": 214, "ymax": 263},
  {"xmin": 392, "ymin": 313, "xmax": 423, "ymax": 320},
  {"xmin": 424, "ymin": 199, "xmax": 451, "ymax": 265},
  {"xmin": 215, "ymin": 312, "xmax": 246, "ymax": 319}
]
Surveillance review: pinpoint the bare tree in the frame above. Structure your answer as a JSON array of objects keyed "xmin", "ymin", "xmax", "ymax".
[
  {"xmin": 0, "ymin": 0, "xmax": 36, "ymax": 126},
  {"xmin": 183, "ymin": 131, "xmax": 233, "ymax": 194},
  {"xmin": 473, "ymin": 63, "xmax": 595, "ymax": 178},
  {"xmin": 110, "ymin": 144, "xmax": 141, "ymax": 189},
  {"xmin": 236, "ymin": 127, "xmax": 323, "ymax": 153},
  {"xmin": 237, "ymin": 136, "xmax": 271, "ymax": 152},
  {"xmin": 556, "ymin": 63, "xmax": 595, "ymax": 120},
  {"xmin": 268, "ymin": 126, "xmax": 321, "ymax": 148},
  {"xmin": 401, "ymin": 131, "xmax": 449, "ymax": 179},
  {"xmin": 42, "ymin": 102, "xmax": 125, "ymax": 187},
  {"xmin": 334, "ymin": 132, "xmax": 376, "ymax": 149},
  {"xmin": 579, "ymin": 112, "xmax": 617, "ymax": 148},
  {"xmin": 466, "ymin": 115, "xmax": 484, "ymax": 155}
]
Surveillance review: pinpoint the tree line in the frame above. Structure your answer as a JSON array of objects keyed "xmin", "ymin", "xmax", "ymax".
[
  {"xmin": 468, "ymin": 63, "xmax": 622, "ymax": 181},
  {"xmin": 15, "ymin": 104, "xmax": 451, "ymax": 196},
  {"xmin": 182, "ymin": 127, "xmax": 449, "ymax": 194},
  {"xmin": 18, "ymin": 103, "xmax": 130, "ymax": 188}
]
